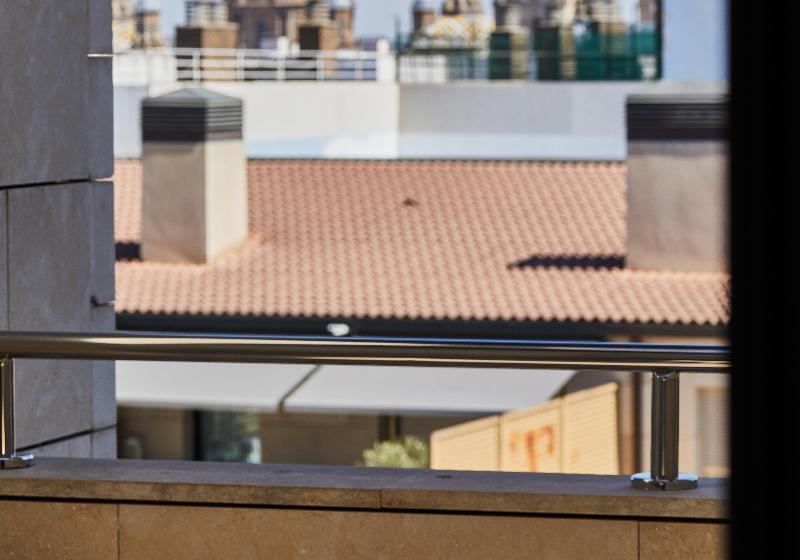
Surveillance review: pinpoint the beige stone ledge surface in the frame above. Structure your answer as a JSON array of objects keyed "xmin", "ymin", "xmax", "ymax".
[{"xmin": 0, "ymin": 458, "xmax": 727, "ymax": 520}]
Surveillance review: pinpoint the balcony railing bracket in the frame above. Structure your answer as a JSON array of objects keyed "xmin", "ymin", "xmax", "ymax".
[
  {"xmin": 630, "ymin": 369, "xmax": 698, "ymax": 490},
  {"xmin": 631, "ymin": 472, "xmax": 699, "ymax": 491},
  {"xmin": 0, "ymin": 357, "xmax": 33, "ymax": 469}
]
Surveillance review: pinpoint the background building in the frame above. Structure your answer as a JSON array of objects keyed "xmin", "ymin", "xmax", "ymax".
[
  {"xmin": 113, "ymin": 0, "xmax": 138, "ymax": 51},
  {"xmin": 110, "ymin": 84, "xmax": 728, "ymax": 475},
  {"xmin": 187, "ymin": 0, "xmax": 230, "ymax": 23},
  {"xmin": 442, "ymin": 0, "xmax": 485, "ymax": 15},
  {"xmin": 226, "ymin": 0, "xmax": 355, "ymax": 49},
  {"xmin": 177, "ymin": 0, "xmax": 240, "ymax": 50},
  {"xmin": 494, "ymin": 0, "xmax": 623, "ymax": 27},
  {"xmin": 108, "ymin": 0, "xmax": 730, "ymax": 473},
  {"xmin": 330, "ymin": 0, "xmax": 356, "ymax": 48},
  {"xmin": 228, "ymin": 0, "xmax": 306, "ymax": 48},
  {"xmin": 114, "ymin": 0, "xmax": 167, "ymax": 50},
  {"xmin": 135, "ymin": 5, "xmax": 166, "ymax": 48},
  {"xmin": 413, "ymin": 1, "xmax": 438, "ymax": 32}
]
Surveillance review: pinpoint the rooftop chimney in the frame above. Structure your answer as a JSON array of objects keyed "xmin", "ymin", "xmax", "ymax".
[
  {"xmin": 299, "ymin": 0, "xmax": 339, "ymax": 51},
  {"xmin": 141, "ymin": 87, "xmax": 247, "ymax": 263},
  {"xmin": 494, "ymin": 1, "xmax": 523, "ymax": 28},
  {"xmin": 413, "ymin": 1, "xmax": 437, "ymax": 32},
  {"xmin": 626, "ymin": 90, "xmax": 728, "ymax": 272}
]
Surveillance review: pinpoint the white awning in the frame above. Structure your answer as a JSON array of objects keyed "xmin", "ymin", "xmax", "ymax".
[
  {"xmin": 115, "ymin": 361, "xmax": 315, "ymax": 412},
  {"xmin": 282, "ymin": 366, "xmax": 574, "ymax": 416},
  {"xmin": 116, "ymin": 362, "xmax": 574, "ymax": 416}
]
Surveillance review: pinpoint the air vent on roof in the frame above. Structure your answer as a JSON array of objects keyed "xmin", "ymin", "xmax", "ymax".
[
  {"xmin": 626, "ymin": 94, "xmax": 728, "ymax": 141},
  {"xmin": 141, "ymin": 87, "xmax": 243, "ymax": 143}
]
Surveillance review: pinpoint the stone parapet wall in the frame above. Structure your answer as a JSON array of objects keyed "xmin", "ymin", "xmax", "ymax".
[{"xmin": 0, "ymin": 458, "xmax": 729, "ymax": 559}]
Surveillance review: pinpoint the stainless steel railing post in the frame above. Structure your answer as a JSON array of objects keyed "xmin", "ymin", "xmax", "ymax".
[
  {"xmin": 631, "ymin": 370, "xmax": 697, "ymax": 490},
  {"xmin": 0, "ymin": 357, "xmax": 33, "ymax": 469}
]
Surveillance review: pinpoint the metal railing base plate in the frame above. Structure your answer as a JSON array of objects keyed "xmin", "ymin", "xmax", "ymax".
[
  {"xmin": 0, "ymin": 453, "xmax": 34, "ymax": 469},
  {"xmin": 631, "ymin": 472, "xmax": 698, "ymax": 491}
]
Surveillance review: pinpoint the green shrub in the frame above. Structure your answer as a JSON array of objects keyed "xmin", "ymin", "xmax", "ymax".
[{"xmin": 360, "ymin": 436, "xmax": 430, "ymax": 468}]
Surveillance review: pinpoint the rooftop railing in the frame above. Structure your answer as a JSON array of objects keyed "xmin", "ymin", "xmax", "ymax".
[
  {"xmin": 398, "ymin": 50, "xmax": 660, "ymax": 82},
  {"xmin": 112, "ymin": 46, "xmax": 659, "ymax": 85},
  {"xmin": 0, "ymin": 331, "xmax": 729, "ymax": 490},
  {"xmin": 112, "ymin": 47, "xmax": 392, "ymax": 85}
]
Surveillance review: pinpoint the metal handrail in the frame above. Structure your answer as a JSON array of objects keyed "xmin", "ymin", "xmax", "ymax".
[
  {"xmin": 0, "ymin": 331, "xmax": 728, "ymax": 371},
  {"xmin": 0, "ymin": 331, "xmax": 730, "ymax": 489}
]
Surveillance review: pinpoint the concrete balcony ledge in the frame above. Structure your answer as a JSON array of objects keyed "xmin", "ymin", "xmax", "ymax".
[
  {"xmin": 0, "ymin": 459, "xmax": 729, "ymax": 560},
  {"xmin": 1, "ymin": 457, "xmax": 727, "ymax": 520}
]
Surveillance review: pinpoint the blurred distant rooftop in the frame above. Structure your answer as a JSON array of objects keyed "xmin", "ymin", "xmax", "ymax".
[{"xmin": 113, "ymin": 159, "xmax": 729, "ymax": 335}]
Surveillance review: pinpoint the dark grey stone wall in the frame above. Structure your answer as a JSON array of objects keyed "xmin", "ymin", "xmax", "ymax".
[{"xmin": 0, "ymin": 1, "xmax": 116, "ymax": 457}]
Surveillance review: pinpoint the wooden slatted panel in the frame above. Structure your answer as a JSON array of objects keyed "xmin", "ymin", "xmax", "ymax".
[
  {"xmin": 562, "ymin": 383, "xmax": 619, "ymax": 474},
  {"xmin": 698, "ymin": 388, "xmax": 729, "ymax": 477},
  {"xmin": 429, "ymin": 383, "xmax": 620, "ymax": 474},
  {"xmin": 429, "ymin": 415, "xmax": 500, "ymax": 471},
  {"xmin": 500, "ymin": 401, "xmax": 562, "ymax": 473}
]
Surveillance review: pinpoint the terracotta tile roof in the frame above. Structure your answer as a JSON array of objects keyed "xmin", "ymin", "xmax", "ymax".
[
  {"xmin": 113, "ymin": 160, "xmax": 729, "ymax": 326},
  {"xmin": 114, "ymin": 159, "xmax": 143, "ymax": 244}
]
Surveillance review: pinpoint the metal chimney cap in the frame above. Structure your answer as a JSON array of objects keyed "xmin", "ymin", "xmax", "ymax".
[
  {"xmin": 626, "ymin": 93, "xmax": 728, "ymax": 141},
  {"xmin": 142, "ymin": 87, "xmax": 242, "ymax": 109},
  {"xmin": 142, "ymin": 87, "xmax": 243, "ymax": 142}
]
